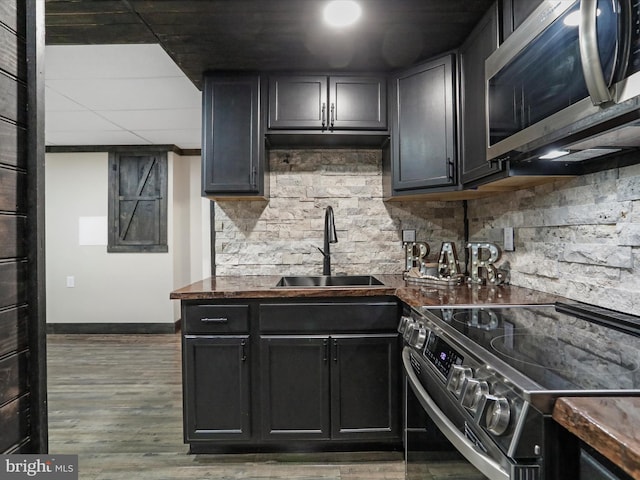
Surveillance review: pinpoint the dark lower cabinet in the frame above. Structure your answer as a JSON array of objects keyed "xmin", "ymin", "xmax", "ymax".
[
  {"xmin": 260, "ymin": 336, "xmax": 331, "ymax": 440},
  {"xmin": 330, "ymin": 335, "xmax": 399, "ymax": 440},
  {"xmin": 181, "ymin": 297, "xmax": 401, "ymax": 452},
  {"xmin": 183, "ymin": 335, "xmax": 251, "ymax": 441},
  {"xmin": 260, "ymin": 334, "xmax": 399, "ymax": 442},
  {"xmin": 580, "ymin": 446, "xmax": 633, "ymax": 480}
]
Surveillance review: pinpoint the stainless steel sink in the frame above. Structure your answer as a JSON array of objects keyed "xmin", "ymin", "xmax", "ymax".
[{"xmin": 275, "ymin": 275, "xmax": 384, "ymax": 288}]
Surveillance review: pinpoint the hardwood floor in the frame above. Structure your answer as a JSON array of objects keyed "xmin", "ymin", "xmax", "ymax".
[{"xmin": 47, "ymin": 333, "xmax": 484, "ymax": 479}]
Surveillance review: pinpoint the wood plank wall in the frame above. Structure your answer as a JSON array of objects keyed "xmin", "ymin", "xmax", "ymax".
[{"xmin": 0, "ymin": 0, "xmax": 46, "ymax": 453}]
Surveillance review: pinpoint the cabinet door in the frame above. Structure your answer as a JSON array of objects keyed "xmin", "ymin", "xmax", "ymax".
[
  {"xmin": 202, "ymin": 74, "xmax": 263, "ymax": 196},
  {"xmin": 391, "ymin": 54, "xmax": 456, "ymax": 191},
  {"xmin": 329, "ymin": 76, "xmax": 387, "ymax": 130},
  {"xmin": 502, "ymin": 0, "xmax": 544, "ymax": 41},
  {"xmin": 460, "ymin": 4, "xmax": 501, "ymax": 184},
  {"xmin": 183, "ymin": 335, "xmax": 251, "ymax": 441},
  {"xmin": 268, "ymin": 76, "xmax": 327, "ymax": 129},
  {"xmin": 330, "ymin": 334, "xmax": 400, "ymax": 440},
  {"xmin": 260, "ymin": 336, "xmax": 331, "ymax": 440}
]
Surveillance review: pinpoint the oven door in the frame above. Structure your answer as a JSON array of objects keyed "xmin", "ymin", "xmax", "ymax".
[
  {"xmin": 404, "ymin": 372, "xmax": 460, "ymax": 480},
  {"xmin": 403, "ymin": 348, "xmax": 514, "ymax": 480}
]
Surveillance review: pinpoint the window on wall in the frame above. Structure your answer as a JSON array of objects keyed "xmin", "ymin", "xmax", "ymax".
[{"xmin": 108, "ymin": 151, "xmax": 168, "ymax": 253}]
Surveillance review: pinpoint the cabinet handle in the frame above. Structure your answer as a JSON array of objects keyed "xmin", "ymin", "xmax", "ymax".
[
  {"xmin": 323, "ymin": 339, "xmax": 329, "ymax": 362},
  {"xmin": 330, "ymin": 103, "xmax": 335, "ymax": 130},
  {"xmin": 447, "ymin": 158, "xmax": 455, "ymax": 182},
  {"xmin": 333, "ymin": 338, "xmax": 338, "ymax": 363},
  {"xmin": 321, "ymin": 102, "xmax": 326, "ymax": 130},
  {"xmin": 241, "ymin": 339, "xmax": 247, "ymax": 361},
  {"xmin": 250, "ymin": 166, "xmax": 257, "ymax": 188},
  {"xmin": 201, "ymin": 317, "xmax": 228, "ymax": 323}
]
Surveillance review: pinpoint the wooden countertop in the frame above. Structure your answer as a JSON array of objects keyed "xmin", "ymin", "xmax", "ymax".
[
  {"xmin": 170, "ymin": 274, "xmax": 565, "ymax": 306},
  {"xmin": 553, "ymin": 397, "xmax": 640, "ymax": 479}
]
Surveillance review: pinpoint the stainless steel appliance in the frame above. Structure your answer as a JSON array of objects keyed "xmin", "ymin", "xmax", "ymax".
[
  {"xmin": 399, "ymin": 303, "xmax": 640, "ymax": 480},
  {"xmin": 486, "ymin": 0, "xmax": 640, "ymax": 165}
]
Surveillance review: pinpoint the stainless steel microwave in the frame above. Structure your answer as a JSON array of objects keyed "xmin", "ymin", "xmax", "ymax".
[{"xmin": 486, "ymin": 0, "xmax": 640, "ymax": 164}]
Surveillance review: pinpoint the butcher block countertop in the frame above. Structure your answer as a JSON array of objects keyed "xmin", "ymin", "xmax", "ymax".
[
  {"xmin": 553, "ymin": 397, "xmax": 640, "ymax": 479},
  {"xmin": 170, "ymin": 274, "xmax": 564, "ymax": 306}
]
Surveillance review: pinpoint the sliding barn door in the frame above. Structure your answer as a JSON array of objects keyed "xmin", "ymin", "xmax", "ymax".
[{"xmin": 0, "ymin": 0, "xmax": 47, "ymax": 453}]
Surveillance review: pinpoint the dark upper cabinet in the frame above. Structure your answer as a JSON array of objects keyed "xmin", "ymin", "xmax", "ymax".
[
  {"xmin": 201, "ymin": 74, "xmax": 267, "ymax": 198},
  {"xmin": 502, "ymin": 0, "xmax": 544, "ymax": 42},
  {"xmin": 386, "ymin": 54, "xmax": 457, "ymax": 196},
  {"xmin": 459, "ymin": 3, "xmax": 501, "ymax": 185},
  {"xmin": 268, "ymin": 75, "xmax": 387, "ymax": 131}
]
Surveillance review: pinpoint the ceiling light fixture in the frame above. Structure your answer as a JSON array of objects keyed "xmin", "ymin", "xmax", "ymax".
[{"xmin": 323, "ymin": 0, "xmax": 362, "ymax": 27}]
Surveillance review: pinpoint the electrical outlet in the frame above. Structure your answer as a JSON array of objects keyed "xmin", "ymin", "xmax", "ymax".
[
  {"xmin": 503, "ymin": 227, "xmax": 515, "ymax": 252},
  {"xmin": 66, "ymin": 276, "xmax": 75, "ymax": 288}
]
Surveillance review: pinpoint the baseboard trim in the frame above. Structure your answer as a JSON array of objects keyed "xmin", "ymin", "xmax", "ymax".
[{"xmin": 47, "ymin": 320, "xmax": 181, "ymax": 334}]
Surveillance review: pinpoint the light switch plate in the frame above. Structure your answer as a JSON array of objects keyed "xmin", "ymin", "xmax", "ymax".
[
  {"xmin": 503, "ymin": 227, "xmax": 514, "ymax": 251},
  {"xmin": 402, "ymin": 229, "xmax": 416, "ymax": 243}
]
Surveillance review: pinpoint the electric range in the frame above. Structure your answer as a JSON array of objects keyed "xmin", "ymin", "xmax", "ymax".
[{"xmin": 399, "ymin": 302, "xmax": 640, "ymax": 480}]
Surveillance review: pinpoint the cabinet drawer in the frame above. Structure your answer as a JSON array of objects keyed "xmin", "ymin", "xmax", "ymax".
[
  {"xmin": 259, "ymin": 301, "xmax": 398, "ymax": 333},
  {"xmin": 184, "ymin": 304, "xmax": 249, "ymax": 334}
]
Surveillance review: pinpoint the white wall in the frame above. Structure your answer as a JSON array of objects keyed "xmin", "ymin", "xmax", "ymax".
[
  {"xmin": 45, "ymin": 151, "xmax": 207, "ymax": 325},
  {"xmin": 187, "ymin": 155, "xmax": 212, "ymax": 282}
]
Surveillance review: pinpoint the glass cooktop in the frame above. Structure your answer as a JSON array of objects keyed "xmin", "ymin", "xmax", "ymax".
[{"xmin": 420, "ymin": 304, "xmax": 640, "ymax": 393}]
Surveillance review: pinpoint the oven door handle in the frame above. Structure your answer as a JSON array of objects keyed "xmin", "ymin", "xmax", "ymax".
[{"xmin": 402, "ymin": 349, "xmax": 510, "ymax": 480}]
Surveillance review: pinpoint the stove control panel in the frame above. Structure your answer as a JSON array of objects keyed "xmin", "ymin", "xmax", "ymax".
[
  {"xmin": 399, "ymin": 311, "xmax": 518, "ymax": 440},
  {"xmin": 424, "ymin": 331, "xmax": 464, "ymax": 379}
]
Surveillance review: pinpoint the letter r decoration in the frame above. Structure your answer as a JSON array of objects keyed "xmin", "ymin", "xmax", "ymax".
[{"xmin": 467, "ymin": 242, "xmax": 502, "ymax": 284}]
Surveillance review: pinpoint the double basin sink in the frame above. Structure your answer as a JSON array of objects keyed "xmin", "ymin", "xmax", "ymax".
[{"xmin": 275, "ymin": 275, "xmax": 383, "ymax": 288}]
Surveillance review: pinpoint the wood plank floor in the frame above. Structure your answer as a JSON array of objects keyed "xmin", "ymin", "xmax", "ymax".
[{"xmin": 47, "ymin": 333, "xmax": 485, "ymax": 479}]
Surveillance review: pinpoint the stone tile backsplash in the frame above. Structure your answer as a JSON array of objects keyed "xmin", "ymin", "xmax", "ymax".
[
  {"xmin": 467, "ymin": 163, "xmax": 640, "ymax": 313},
  {"xmin": 213, "ymin": 149, "xmax": 639, "ymax": 314},
  {"xmin": 214, "ymin": 149, "xmax": 464, "ymax": 276}
]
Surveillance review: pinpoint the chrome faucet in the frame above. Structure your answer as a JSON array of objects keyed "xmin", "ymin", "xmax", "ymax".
[{"xmin": 318, "ymin": 206, "xmax": 338, "ymax": 276}]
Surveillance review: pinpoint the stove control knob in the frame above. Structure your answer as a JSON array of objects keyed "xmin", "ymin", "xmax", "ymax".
[
  {"xmin": 461, "ymin": 379, "xmax": 489, "ymax": 413},
  {"xmin": 447, "ymin": 365, "xmax": 473, "ymax": 397},
  {"xmin": 403, "ymin": 321, "xmax": 416, "ymax": 343},
  {"xmin": 410, "ymin": 325, "xmax": 428, "ymax": 349},
  {"xmin": 397, "ymin": 316, "xmax": 411, "ymax": 334},
  {"xmin": 484, "ymin": 395, "xmax": 511, "ymax": 436}
]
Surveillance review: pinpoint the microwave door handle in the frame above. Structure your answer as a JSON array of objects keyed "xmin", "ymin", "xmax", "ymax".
[
  {"xmin": 579, "ymin": 0, "xmax": 614, "ymax": 104},
  {"xmin": 402, "ymin": 349, "xmax": 510, "ymax": 480}
]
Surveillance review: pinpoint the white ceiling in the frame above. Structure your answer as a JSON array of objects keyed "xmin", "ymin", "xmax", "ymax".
[{"xmin": 45, "ymin": 44, "xmax": 202, "ymax": 150}]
